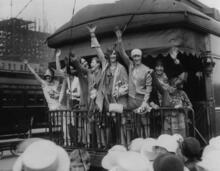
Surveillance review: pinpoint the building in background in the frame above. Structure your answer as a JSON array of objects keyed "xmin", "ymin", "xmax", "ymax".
[{"xmin": 0, "ymin": 18, "xmax": 53, "ymax": 136}]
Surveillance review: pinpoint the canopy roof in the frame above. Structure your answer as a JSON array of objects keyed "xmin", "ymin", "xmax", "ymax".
[{"xmin": 47, "ymin": 0, "xmax": 220, "ymax": 48}]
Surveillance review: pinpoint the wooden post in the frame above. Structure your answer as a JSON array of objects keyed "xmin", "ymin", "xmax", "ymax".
[{"xmin": 203, "ymin": 56, "xmax": 216, "ymax": 138}]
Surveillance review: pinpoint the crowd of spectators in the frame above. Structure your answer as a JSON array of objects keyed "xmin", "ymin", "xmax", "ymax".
[{"xmin": 13, "ymin": 134, "xmax": 220, "ymax": 171}]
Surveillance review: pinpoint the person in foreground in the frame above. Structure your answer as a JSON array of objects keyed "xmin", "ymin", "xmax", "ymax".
[{"xmin": 13, "ymin": 139, "xmax": 70, "ymax": 171}]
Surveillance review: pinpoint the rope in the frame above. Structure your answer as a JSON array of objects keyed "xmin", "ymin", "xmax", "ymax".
[{"xmin": 15, "ymin": 0, "xmax": 34, "ymax": 18}]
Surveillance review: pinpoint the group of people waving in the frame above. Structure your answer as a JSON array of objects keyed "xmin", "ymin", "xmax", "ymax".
[{"xmin": 25, "ymin": 25, "xmax": 192, "ymax": 146}]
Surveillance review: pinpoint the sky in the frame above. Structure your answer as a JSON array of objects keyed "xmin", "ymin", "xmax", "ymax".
[{"xmin": 0, "ymin": 0, "xmax": 220, "ymax": 33}]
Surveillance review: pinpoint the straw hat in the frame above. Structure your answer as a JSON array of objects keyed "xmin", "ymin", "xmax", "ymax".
[
  {"xmin": 13, "ymin": 140, "xmax": 70, "ymax": 171},
  {"xmin": 16, "ymin": 138, "xmax": 44, "ymax": 154},
  {"xmin": 129, "ymin": 138, "xmax": 145, "ymax": 153},
  {"xmin": 155, "ymin": 134, "xmax": 178, "ymax": 153},
  {"xmin": 209, "ymin": 136, "xmax": 220, "ymax": 150},
  {"xmin": 108, "ymin": 145, "xmax": 127, "ymax": 153},
  {"xmin": 102, "ymin": 151, "xmax": 125, "ymax": 170},
  {"xmin": 198, "ymin": 150, "xmax": 220, "ymax": 171},
  {"xmin": 140, "ymin": 138, "xmax": 157, "ymax": 161},
  {"xmin": 116, "ymin": 151, "xmax": 150, "ymax": 171}
]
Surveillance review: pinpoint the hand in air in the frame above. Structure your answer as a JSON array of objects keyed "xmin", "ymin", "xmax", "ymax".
[
  {"xmin": 87, "ymin": 24, "xmax": 96, "ymax": 34},
  {"xmin": 55, "ymin": 49, "xmax": 61, "ymax": 57},
  {"xmin": 114, "ymin": 26, "xmax": 122, "ymax": 39}
]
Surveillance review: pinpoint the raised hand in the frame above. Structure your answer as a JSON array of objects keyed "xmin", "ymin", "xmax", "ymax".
[
  {"xmin": 114, "ymin": 26, "xmax": 122, "ymax": 39},
  {"xmin": 87, "ymin": 24, "xmax": 96, "ymax": 34},
  {"xmin": 55, "ymin": 49, "xmax": 61, "ymax": 57}
]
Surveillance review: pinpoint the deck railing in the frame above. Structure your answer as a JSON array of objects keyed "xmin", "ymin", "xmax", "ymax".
[{"xmin": 48, "ymin": 107, "xmax": 195, "ymax": 150}]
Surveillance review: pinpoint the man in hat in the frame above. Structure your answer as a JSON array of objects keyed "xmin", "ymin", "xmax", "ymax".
[
  {"xmin": 115, "ymin": 28, "xmax": 152, "ymax": 137},
  {"xmin": 24, "ymin": 58, "xmax": 66, "ymax": 111}
]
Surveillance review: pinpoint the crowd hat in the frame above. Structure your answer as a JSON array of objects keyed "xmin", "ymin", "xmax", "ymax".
[
  {"xmin": 198, "ymin": 150, "xmax": 220, "ymax": 171},
  {"xmin": 209, "ymin": 136, "xmax": 220, "ymax": 150},
  {"xmin": 116, "ymin": 151, "xmax": 150, "ymax": 171},
  {"xmin": 129, "ymin": 138, "xmax": 145, "ymax": 153},
  {"xmin": 108, "ymin": 145, "xmax": 127, "ymax": 153},
  {"xmin": 131, "ymin": 49, "xmax": 142, "ymax": 57},
  {"xmin": 140, "ymin": 138, "xmax": 157, "ymax": 161},
  {"xmin": 202, "ymin": 145, "xmax": 217, "ymax": 159},
  {"xmin": 181, "ymin": 137, "xmax": 201, "ymax": 160},
  {"xmin": 13, "ymin": 140, "xmax": 70, "ymax": 171},
  {"xmin": 16, "ymin": 138, "xmax": 44, "ymax": 154},
  {"xmin": 155, "ymin": 134, "xmax": 178, "ymax": 153},
  {"xmin": 102, "ymin": 151, "xmax": 125, "ymax": 170},
  {"xmin": 153, "ymin": 153, "xmax": 184, "ymax": 171}
]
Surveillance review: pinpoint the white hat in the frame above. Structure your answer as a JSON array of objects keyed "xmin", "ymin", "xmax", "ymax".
[
  {"xmin": 209, "ymin": 136, "xmax": 220, "ymax": 150},
  {"xmin": 108, "ymin": 145, "xmax": 127, "ymax": 153},
  {"xmin": 13, "ymin": 140, "xmax": 70, "ymax": 171},
  {"xmin": 198, "ymin": 150, "xmax": 220, "ymax": 171},
  {"xmin": 140, "ymin": 138, "xmax": 157, "ymax": 161},
  {"xmin": 131, "ymin": 49, "xmax": 142, "ymax": 57},
  {"xmin": 155, "ymin": 134, "xmax": 178, "ymax": 153},
  {"xmin": 129, "ymin": 138, "xmax": 145, "ymax": 153},
  {"xmin": 202, "ymin": 145, "xmax": 218, "ymax": 159},
  {"xmin": 116, "ymin": 151, "xmax": 150, "ymax": 171},
  {"xmin": 103, "ymin": 151, "xmax": 150, "ymax": 171},
  {"xmin": 102, "ymin": 151, "xmax": 125, "ymax": 170},
  {"xmin": 16, "ymin": 138, "xmax": 44, "ymax": 154}
]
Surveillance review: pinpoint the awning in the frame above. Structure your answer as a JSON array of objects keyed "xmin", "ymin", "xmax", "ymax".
[{"xmin": 47, "ymin": 0, "xmax": 220, "ymax": 49}]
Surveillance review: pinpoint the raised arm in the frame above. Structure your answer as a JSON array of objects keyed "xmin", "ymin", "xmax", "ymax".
[
  {"xmin": 87, "ymin": 25, "xmax": 107, "ymax": 68},
  {"xmin": 55, "ymin": 49, "xmax": 65, "ymax": 77},
  {"xmin": 115, "ymin": 27, "xmax": 130, "ymax": 68},
  {"xmin": 24, "ymin": 60, "xmax": 44, "ymax": 85}
]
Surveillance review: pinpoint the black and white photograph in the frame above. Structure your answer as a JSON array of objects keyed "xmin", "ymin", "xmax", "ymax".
[{"xmin": 0, "ymin": 0, "xmax": 220, "ymax": 171}]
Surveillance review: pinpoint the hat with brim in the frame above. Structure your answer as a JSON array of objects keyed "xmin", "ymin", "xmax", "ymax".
[
  {"xmin": 129, "ymin": 138, "xmax": 145, "ymax": 153},
  {"xmin": 140, "ymin": 138, "xmax": 157, "ymax": 161},
  {"xmin": 116, "ymin": 151, "xmax": 150, "ymax": 171},
  {"xmin": 198, "ymin": 150, "xmax": 220, "ymax": 171},
  {"xmin": 102, "ymin": 151, "xmax": 125, "ymax": 170},
  {"xmin": 108, "ymin": 145, "xmax": 127, "ymax": 153},
  {"xmin": 13, "ymin": 140, "xmax": 70, "ymax": 171},
  {"xmin": 155, "ymin": 134, "xmax": 178, "ymax": 153},
  {"xmin": 16, "ymin": 138, "xmax": 44, "ymax": 154}
]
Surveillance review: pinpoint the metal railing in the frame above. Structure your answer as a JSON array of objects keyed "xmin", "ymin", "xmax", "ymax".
[{"xmin": 48, "ymin": 107, "xmax": 195, "ymax": 150}]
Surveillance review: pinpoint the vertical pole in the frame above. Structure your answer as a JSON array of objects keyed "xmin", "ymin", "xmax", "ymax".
[{"xmin": 204, "ymin": 58, "xmax": 216, "ymax": 138}]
